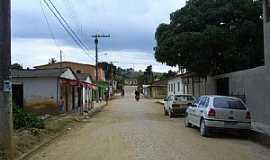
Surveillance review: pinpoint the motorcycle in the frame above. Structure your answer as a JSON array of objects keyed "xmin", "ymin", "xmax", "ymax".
[{"xmin": 135, "ymin": 95, "xmax": 140, "ymax": 101}]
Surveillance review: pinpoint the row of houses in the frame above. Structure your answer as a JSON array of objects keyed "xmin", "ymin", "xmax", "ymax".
[{"xmin": 12, "ymin": 61, "xmax": 108, "ymax": 115}]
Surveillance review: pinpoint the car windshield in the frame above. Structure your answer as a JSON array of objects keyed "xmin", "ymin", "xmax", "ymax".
[
  {"xmin": 213, "ymin": 97, "xmax": 246, "ymax": 110},
  {"xmin": 175, "ymin": 95, "xmax": 195, "ymax": 101}
]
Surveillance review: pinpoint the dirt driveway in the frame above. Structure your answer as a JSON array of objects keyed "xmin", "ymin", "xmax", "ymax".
[{"xmin": 28, "ymin": 91, "xmax": 270, "ymax": 160}]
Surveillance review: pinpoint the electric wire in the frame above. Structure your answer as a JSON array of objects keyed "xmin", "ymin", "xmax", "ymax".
[
  {"xmin": 47, "ymin": 0, "xmax": 89, "ymax": 52},
  {"xmin": 42, "ymin": 0, "xmax": 95, "ymax": 61},
  {"xmin": 40, "ymin": 1, "xmax": 60, "ymax": 50}
]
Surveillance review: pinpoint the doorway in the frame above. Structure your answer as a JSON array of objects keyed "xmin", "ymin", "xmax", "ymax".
[
  {"xmin": 12, "ymin": 84, "xmax": 23, "ymax": 108},
  {"xmin": 216, "ymin": 78, "xmax": 229, "ymax": 96}
]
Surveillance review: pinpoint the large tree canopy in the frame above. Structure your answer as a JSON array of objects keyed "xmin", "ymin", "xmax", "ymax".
[{"xmin": 155, "ymin": 0, "xmax": 263, "ymax": 75}]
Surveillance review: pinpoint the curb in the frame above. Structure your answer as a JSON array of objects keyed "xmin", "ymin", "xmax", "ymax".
[
  {"xmin": 249, "ymin": 130, "xmax": 270, "ymax": 148},
  {"xmin": 156, "ymin": 101, "xmax": 164, "ymax": 105},
  {"xmin": 16, "ymin": 103, "xmax": 108, "ymax": 160},
  {"xmin": 16, "ymin": 130, "xmax": 66, "ymax": 160}
]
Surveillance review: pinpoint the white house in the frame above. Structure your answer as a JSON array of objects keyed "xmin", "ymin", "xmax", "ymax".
[
  {"xmin": 168, "ymin": 75, "xmax": 184, "ymax": 96},
  {"xmin": 11, "ymin": 68, "xmax": 96, "ymax": 115}
]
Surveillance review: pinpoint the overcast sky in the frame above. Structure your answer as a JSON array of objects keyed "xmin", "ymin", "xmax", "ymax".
[{"xmin": 11, "ymin": 0, "xmax": 185, "ymax": 72}]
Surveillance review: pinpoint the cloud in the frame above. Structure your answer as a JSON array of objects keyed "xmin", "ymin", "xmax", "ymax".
[
  {"xmin": 11, "ymin": 0, "xmax": 185, "ymax": 72},
  {"xmin": 12, "ymin": 38, "xmax": 177, "ymax": 72}
]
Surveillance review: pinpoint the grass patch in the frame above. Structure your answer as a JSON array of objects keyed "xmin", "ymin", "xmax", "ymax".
[{"xmin": 45, "ymin": 117, "xmax": 75, "ymax": 133}]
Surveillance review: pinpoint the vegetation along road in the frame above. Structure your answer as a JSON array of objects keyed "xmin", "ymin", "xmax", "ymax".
[{"xmin": 28, "ymin": 87, "xmax": 270, "ymax": 160}]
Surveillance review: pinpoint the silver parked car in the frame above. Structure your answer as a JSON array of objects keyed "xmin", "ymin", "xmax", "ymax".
[
  {"xmin": 164, "ymin": 94, "xmax": 195, "ymax": 118},
  {"xmin": 184, "ymin": 96, "xmax": 251, "ymax": 137}
]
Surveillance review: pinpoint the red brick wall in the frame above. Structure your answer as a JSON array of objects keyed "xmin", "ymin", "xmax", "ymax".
[{"xmin": 35, "ymin": 62, "xmax": 105, "ymax": 81}]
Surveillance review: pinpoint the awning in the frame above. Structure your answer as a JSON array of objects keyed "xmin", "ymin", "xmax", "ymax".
[
  {"xmin": 60, "ymin": 79, "xmax": 78, "ymax": 86},
  {"xmin": 60, "ymin": 79, "xmax": 96, "ymax": 89},
  {"xmin": 79, "ymin": 81, "xmax": 97, "ymax": 90}
]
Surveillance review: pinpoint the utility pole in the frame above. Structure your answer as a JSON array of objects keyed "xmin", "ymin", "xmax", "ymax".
[
  {"xmin": 92, "ymin": 34, "xmax": 110, "ymax": 102},
  {"xmin": 0, "ymin": 0, "xmax": 14, "ymax": 159}
]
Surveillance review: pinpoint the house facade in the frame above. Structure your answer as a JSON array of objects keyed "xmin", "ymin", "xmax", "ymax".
[
  {"xmin": 125, "ymin": 79, "xmax": 138, "ymax": 86},
  {"xmin": 167, "ymin": 73, "xmax": 214, "ymax": 98},
  {"xmin": 77, "ymin": 73, "xmax": 95, "ymax": 112},
  {"xmin": 35, "ymin": 61, "xmax": 106, "ymax": 81},
  {"xmin": 12, "ymin": 68, "xmax": 95, "ymax": 115},
  {"xmin": 144, "ymin": 80, "xmax": 167, "ymax": 99}
]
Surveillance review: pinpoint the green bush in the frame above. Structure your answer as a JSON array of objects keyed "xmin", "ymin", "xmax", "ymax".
[{"xmin": 13, "ymin": 108, "xmax": 45, "ymax": 130}]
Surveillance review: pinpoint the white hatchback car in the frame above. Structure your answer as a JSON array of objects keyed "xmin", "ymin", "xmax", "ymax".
[
  {"xmin": 164, "ymin": 94, "xmax": 195, "ymax": 118},
  {"xmin": 185, "ymin": 96, "xmax": 251, "ymax": 137}
]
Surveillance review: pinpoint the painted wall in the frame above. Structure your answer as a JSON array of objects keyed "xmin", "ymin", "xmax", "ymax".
[
  {"xmin": 168, "ymin": 77, "xmax": 184, "ymax": 96},
  {"xmin": 152, "ymin": 86, "xmax": 167, "ymax": 99},
  {"xmin": 264, "ymin": 0, "xmax": 270, "ymax": 70},
  {"xmin": 13, "ymin": 77, "xmax": 58, "ymax": 114},
  {"xmin": 206, "ymin": 66, "xmax": 270, "ymax": 135},
  {"xmin": 36, "ymin": 62, "xmax": 106, "ymax": 81}
]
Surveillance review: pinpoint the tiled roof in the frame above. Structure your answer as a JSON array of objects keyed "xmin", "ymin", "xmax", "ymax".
[{"xmin": 11, "ymin": 68, "xmax": 67, "ymax": 78}]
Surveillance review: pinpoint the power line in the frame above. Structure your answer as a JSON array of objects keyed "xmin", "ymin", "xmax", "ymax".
[
  {"xmin": 46, "ymin": 0, "xmax": 89, "ymax": 51},
  {"xmin": 40, "ymin": 1, "xmax": 60, "ymax": 50},
  {"xmin": 42, "ymin": 0, "xmax": 95, "ymax": 61}
]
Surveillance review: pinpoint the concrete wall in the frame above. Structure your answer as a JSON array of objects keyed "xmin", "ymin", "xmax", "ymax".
[
  {"xmin": 264, "ymin": 0, "xmax": 270, "ymax": 70},
  {"xmin": 152, "ymin": 86, "xmax": 167, "ymax": 99},
  {"xmin": 206, "ymin": 66, "xmax": 270, "ymax": 135},
  {"xmin": 13, "ymin": 77, "xmax": 59, "ymax": 114}
]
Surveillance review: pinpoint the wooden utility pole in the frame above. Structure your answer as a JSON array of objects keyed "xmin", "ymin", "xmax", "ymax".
[
  {"xmin": 92, "ymin": 34, "xmax": 110, "ymax": 102},
  {"xmin": 0, "ymin": 0, "xmax": 14, "ymax": 159}
]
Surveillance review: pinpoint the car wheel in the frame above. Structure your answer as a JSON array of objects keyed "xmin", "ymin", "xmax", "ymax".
[
  {"xmin": 164, "ymin": 107, "xmax": 168, "ymax": 116},
  {"xmin": 200, "ymin": 119, "xmax": 209, "ymax": 137},
  {"xmin": 169, "ymin": 110, "xmax": 174, "ymax": 118},
  {"xmin": 184, "ymin": 114, "xmax": 192, "ymax": 128}
]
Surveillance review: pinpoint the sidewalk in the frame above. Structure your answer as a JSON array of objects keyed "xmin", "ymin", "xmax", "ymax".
[{"xmin": 155, "ymin": 99, "xmax": 165, "ymax": 105}]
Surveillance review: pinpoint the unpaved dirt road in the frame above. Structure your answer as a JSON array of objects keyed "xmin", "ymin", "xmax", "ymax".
[{"xmin": 28, "ymin": 86, "xmax": 270, "ymax": 160}]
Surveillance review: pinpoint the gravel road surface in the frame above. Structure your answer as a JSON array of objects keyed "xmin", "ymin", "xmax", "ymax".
[{"xmin": 28, "ymin": 86, "xmax": 270, "ymax": 160}]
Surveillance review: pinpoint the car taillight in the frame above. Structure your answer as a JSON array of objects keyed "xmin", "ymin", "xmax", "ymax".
[
  {"xmin": 208, "ymin": 108, "xmax": 216, "ymax": 117},
  {"xmin": 246, "ymin": 111, "xmax": 251, "ymax": 119}
]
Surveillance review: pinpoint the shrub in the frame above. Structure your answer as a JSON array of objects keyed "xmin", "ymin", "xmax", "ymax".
[{"xmin": 13, "ymin": 108, "xmax": 45, "ymax": 130}]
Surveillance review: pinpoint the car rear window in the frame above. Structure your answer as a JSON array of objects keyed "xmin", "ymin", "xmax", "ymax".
[
  {"xmin": 213, "ymin": 97, "xmax": 246, "ymax": 110},
  {"xmin": 175, "ymin": 95, "xmax": 195, "ymax": 101}
]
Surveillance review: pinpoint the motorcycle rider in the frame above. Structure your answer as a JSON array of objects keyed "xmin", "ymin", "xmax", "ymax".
[{"xmin": 135, "ymin": 89, "xmax": 140, "ymax": 101}]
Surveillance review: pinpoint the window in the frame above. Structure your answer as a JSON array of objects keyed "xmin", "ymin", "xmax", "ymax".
[
  {"xmin": 195, "ymin": 97, "xmax": 201, "ymax": 104},
  {"xmin": 199, "ymin": 97, "xmax": 206, "ymax": 108},
  {"xmin": 174, "ymin": 95, "xmax": 195, "ymax": 101},
  {"xmin": 204, "ymin": 97, "xmax": 210, "ymax": 108},
  {"xmin": 213, "ymin": 97, "xmax": 246, "ymax": 110},
  {"xmin": 173, "ymin": 83, "xmax": 176, "ymax": 93},
  {"xmin": 76, "ymin": 70, "xmax": 81, "ymax": 74},
  {"xmin": 177, "ymin": 82, "xmax": 180, "ymax": 92}
]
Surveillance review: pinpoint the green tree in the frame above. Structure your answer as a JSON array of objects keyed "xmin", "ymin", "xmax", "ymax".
[
  {"xmin": 155, "ymin": 0, "xmax": 263, "ymax": 75},
  {"xmin": 48, "ymin": 58, "xmax": 57, "ymax": 64},
  {"xmin": 11, "ymin": 63, "xmax": 23, "ymax": 70}
]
